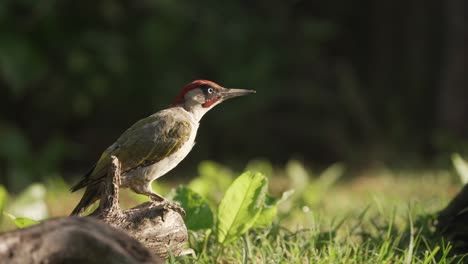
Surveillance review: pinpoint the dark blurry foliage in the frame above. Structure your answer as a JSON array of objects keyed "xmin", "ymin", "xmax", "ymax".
[{"xmin": 0, "ymin": 0, "xmax": 467, "ymax": 190}]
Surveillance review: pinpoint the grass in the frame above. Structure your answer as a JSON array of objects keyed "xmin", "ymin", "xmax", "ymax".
[
  {"xmin": 1, "ymin": 163, "xmax": 467, "ymax": 263},
  {"xmin": 172, "ymin": 169, "xmax": 465, "ymax": 263}
]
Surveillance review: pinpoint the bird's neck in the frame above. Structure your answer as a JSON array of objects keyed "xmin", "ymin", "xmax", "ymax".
[{"xmin": 173, "ymin": 102, "xmax": 211, "ymax": 122}]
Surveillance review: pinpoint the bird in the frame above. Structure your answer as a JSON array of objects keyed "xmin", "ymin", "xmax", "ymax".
[{"xmin": 70, "ymin": 80, "xmax": 255, "ymax": 216}]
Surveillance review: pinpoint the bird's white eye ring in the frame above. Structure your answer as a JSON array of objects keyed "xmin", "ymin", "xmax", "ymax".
[{"xmin": 207, "ymin": 87, "xmax": 214, "ymax": 94}]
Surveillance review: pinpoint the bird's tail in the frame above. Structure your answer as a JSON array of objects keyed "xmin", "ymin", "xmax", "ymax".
[{"xmin": 70, "ymin": 184, "xmax": 102, "ymax": 216}]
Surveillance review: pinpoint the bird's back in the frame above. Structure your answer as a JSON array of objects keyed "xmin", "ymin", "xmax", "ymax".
[{"xmin": 72, "ymin": 107, "xmax": 197, "ymax": 191}]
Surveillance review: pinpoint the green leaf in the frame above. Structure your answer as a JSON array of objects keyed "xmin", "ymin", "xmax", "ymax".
[
  {"xmin": 254, "ymin": 189, "xmax": 295, "ymax": 228},
  {"xmin": 452, "ymin": 153, "xmax": 468, "ymax": 185},
  {"xmin": 253, "ymin": 194, "xmax": 278, "ymax": 228},
  {"xmin": 4, "ymin": 212, "xmax": 39, "ymax": 228},
  {"xmin": 216, "ymin": 171, "xmax": 268, "ymax": 245},
  {"xmin": 172, "ymin": 186, "xmax": 214, "ymax": 231}
]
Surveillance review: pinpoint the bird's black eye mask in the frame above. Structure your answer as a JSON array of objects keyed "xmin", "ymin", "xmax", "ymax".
[
  {"xmin": 199, "ymin": 85, "xmax": 220, "ymax": 107},
  {"xmin": 200, "ymin": 84, "xmax": 218, "ymax": 99},
  {"xmin": 200, "ymin": 84, "xmax": 215, "ymax": 95}
]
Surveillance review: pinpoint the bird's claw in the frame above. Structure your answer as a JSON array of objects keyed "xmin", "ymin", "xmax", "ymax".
[{"xmin": 154, "ymin": 199, "xmax": 186, "ymax": 217}]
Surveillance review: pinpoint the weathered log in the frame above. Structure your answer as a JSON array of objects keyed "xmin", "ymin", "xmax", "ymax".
[
  {"xmin": 437, "ymin": 184, "xmax": 468, "ymax": 252},
  {"xmin": 0, "ymin": 217, "xmax": 163, "ymax": 264},
  {"xmin": 0, "ymin": 156, "xmax": 189, "ymax": 263}
]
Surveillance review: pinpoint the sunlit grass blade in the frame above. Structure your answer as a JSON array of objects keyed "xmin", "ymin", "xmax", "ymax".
[
  {"xmin": 3, "ymin": 212, "xmax": 39, "ymax": 228},
  {"xmin": 0, "ymin": 185, "xmax": 7, "ymax": 214}
]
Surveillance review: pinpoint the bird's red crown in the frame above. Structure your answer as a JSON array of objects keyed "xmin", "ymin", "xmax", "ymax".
[{"xmin": 171, "ymin": 80, "xmax": 220, "ymax": 106}]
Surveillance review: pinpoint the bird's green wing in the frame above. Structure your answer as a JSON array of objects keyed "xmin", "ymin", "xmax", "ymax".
[{"xmin": 85, "ymin": 113, "xmax": 192, "ymax": 184}]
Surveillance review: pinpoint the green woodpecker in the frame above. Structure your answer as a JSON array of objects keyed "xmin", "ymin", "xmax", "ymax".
[{"xmin": 70, "ymin": 80, "xmax": 255, "ymax": 215}]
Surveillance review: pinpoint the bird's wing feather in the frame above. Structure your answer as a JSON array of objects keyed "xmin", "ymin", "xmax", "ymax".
[{"xmin": 83, "ymin": 112, "xmax": 192, "ymax": 185}]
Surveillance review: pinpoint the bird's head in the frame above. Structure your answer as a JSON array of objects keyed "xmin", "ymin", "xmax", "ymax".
[{"xmin": 171, "ymin": 80, "xmax": 255, "ymax": 121}]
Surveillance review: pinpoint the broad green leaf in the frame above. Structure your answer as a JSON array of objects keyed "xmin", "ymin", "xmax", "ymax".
[
  {"xmin": 452, "ymin": 153, "xmax": 468, "ymax": 184},
  {"xmin": 216, "ymin": 171, "xmax": 267, "ymax": 245},
  {"xmin": 254, "ymin": 189, "xmax": 295, "ymax": 228},
  {"xmin": 171, "ymin": 186, "xmax": 214, "ymax": 230},
  {"xmin": 4, "ymin": 212, "xmax": 39, "ymax": 228},
  {"xmin": 253, "ymin": 195, "xmax": 278, "ymax": 228}
]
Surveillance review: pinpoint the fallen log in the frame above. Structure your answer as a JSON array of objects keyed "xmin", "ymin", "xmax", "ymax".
[
  {"xmin": 437, "ymin": 184, "xmax": 468, "ymax": 252},
  {"xmin": 0, "ymin": 217, "xmax": 162, "ymax": 264},
  {"xmin": 0, "ymin": 156, "xmax": 189, "ymax": 263}
]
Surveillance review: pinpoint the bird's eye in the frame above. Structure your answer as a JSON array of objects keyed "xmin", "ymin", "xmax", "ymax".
[{"xmin": 207, "ymin": 87, "xmax": 214, "ymax": 94}]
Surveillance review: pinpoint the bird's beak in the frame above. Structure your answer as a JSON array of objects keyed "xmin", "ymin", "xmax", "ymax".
[{"xmin": 220, "ymin": 88, "xmax": 256, "ymax": 100}]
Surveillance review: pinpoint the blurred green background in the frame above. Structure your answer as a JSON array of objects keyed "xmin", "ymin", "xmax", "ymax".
[{"xmin": 0, "ymin": 0, "xmax": 467, "ymax": 191}]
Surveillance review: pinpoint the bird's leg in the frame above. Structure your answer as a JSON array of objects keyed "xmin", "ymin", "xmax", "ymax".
[
  {"xmin": 146, "ymin": 192, "xmax": 165, "ymax": 202},
  {"xmin": 132, "ymin": 185, "xmax": 186, "ymax": 216}
]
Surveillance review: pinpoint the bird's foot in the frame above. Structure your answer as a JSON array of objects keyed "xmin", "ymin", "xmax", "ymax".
[
  {"xmin": 142, "ymin": 191, "xmax": 186, "ymax": 217},
  {"xmin": 154, "ymin": 199, "xmax": 186, "ymax": 217}
]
